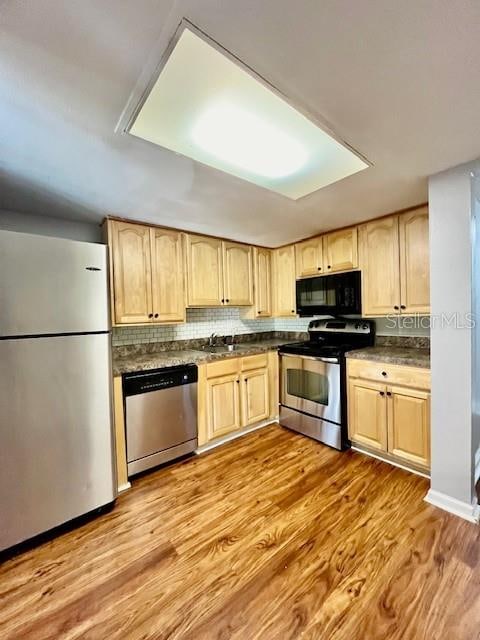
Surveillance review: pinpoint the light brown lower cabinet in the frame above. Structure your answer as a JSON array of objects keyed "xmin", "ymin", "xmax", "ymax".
[
  {"xmin": 387, "ymin": 386, "xmax": 430, "ymax": 469},
  {"xmin": 347, "ymin": 360, "xmax": 430, "ymax": 472},
  {"xmin": 198, "ymin": 352, "xmax": 278, "ymax": 446},
  {"xmin": 205, "ymin": 373, "xmax": 242, "ymax": 439},
  {"xmin": 348, "ymin": 378, "xmax": 388, "ymax": 451},
  {"xmin": 113, "ymin": 375, "xmax": 130, "ymax": 493}
]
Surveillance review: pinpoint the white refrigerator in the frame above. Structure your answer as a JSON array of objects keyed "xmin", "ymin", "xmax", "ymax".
[{"xmin": 0, "ymin": 230, "xmax": 116, "ymax": 552}]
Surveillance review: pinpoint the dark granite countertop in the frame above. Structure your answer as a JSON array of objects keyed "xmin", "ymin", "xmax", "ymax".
[
  {"xmin": 346, "ymin": 346, "xmax": 430, "ymax": 369},
  {"xmin": 112, "ymin": 339, "xmax": 289, "ymax": 376}
]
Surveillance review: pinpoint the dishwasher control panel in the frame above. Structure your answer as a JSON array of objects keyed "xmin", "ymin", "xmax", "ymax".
[{"xmin": 123, "ymin": 364, "xmax": 198, "ymax": 397}]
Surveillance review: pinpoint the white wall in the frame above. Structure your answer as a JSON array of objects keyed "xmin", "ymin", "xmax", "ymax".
[
  {"xmin": 427, "ymin": 160, "xmax": 479, "ymax": 516},
  {"xmin": 0, "ymin": 210, "xmax": 102, "ymax": 243},
  {"xmin": 472, "ymin": 176, "xmax": 480, "ymax": 479}
]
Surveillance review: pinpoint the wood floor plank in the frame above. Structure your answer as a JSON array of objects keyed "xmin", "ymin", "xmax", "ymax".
[{"xmin": 1, "ymin": 425, "xmax": 479, "ymax": 640}]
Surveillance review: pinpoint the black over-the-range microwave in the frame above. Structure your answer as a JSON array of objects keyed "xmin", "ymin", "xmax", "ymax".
[{"xmin": 296, "ymin": 271, "xmax": 362, "ymax": 317}]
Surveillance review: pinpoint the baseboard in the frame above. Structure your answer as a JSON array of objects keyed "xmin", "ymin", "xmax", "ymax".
[
  {"xmin": 351, "ymin": 445, "xmax": 430, "ymax": 479},
  {"xmin": 195, "ymin": 419, "xmax": 276, "ymax": 454},
  {"xmin": 424, "ymin": 489, "xmax": 480, "ymax": 523},
  {"xmin": 475, "ymin": 447, "xmax": 480, "ymax": 484},
  {"xmin": 117, "ymin": 481, "xmax": 131, "ymax": 494}
]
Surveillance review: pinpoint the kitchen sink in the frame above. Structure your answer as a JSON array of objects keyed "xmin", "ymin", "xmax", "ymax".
[{"xmin": 200, "ymin": 344, "xmax": 242, "ymax": 353}]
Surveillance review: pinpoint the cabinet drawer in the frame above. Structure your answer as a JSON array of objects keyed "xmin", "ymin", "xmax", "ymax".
[
  {"xmin": 347, "ymin": 359, "xmax": 430, "ymax": 390},
  {"xmin": 241, "ymin": 353, "xmax": 268, "ymax": 371},
  {"xmin": 205, "ymin": 358, "xmax": 240, "ymax": 379}
]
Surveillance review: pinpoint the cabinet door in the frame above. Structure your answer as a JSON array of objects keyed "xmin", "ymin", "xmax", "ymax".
[
  {"xmin": 295, "ymin": 238, "xmax": 323, "ymax": 277},
  {"xmin": 273, "ymin": 245, "xmax": 296, "ymax": 317},
  {"xmin": 387, "ymin": 386, "xmax": 430, "ymax": 469},
  {"xmin": 185, "ymin": 235, "xmax": 224, "ymax": 306},
  {"xmin": 223, "ymin": 242, "xmax": 253, "ymax": 306},
  {"xmin": 253, "ymin": 247, "xmax": 272, "ymax": 317},
  {"xmin": 361, "ymin": 216, "xmax": 401, "ymax": 316},
  {"xmin": 206, "ymin": 374, "xmax": 241, "ymax": 439},
  {"xmin": 110, "ymin": 221, "xmax": 153, "ymax": 324},
  {"xmin": 348, "ymin": 378, "xmax": 388, "ymax": 451},
  {"xmin": 324, "ymin": 227, "xmax": 358, "ymax": 273},
  {"xmin": 399, "ymin": 207, "xmax": 430, "ymax": 314},
  {"xmin": 150, "ymin": 228, "xmax": 185, "ymax": 323},
  {"xmin": 241, "ymin": 368, "xmax": 270, "ymax": 426}
]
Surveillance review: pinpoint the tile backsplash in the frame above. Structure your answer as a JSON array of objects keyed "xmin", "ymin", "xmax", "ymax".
[
  {"xmin": 112, "ymin": 308, "xmax": 275, "ymax": 346},
  {"xmin": 112, "ymin": 308, "xmax": 430, "ymax": 346}
]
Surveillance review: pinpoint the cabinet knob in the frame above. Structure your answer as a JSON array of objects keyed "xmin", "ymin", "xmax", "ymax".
[
  {"xmin": 379, "ymin": 391, "xmax": 385, "ymax": 396},
  {"xmin": 394, "ymin": 305, "xmax": 399, "ymax": 310},
  {"xmin": 381, "ymin": 371, "xmax": 387, "ymax": 377},
  {"xmin": 221, "ymin": 299, "xmax": 225, "ymax": 303},
  {"xmin": 327, "ymin": 265, "xmax": 331, "ymax": 269},
  {"xmin": 291, "ymin": 310, "xmax": 295, "ymax": 314},
  {"xmin": 400, "ymin": 305, "xmax": 406, "ymax": 310},
  {"xmin": 148, "ymin": 313, "xmax": 153, "ymax": 318},
  {"xmin": 318, "ymin": 266, "xmax": 322, "ymax": 271},
  {"xmin": 154, "ymin": 313, "xmax": 159, "ymax": 318},
  {"xmin": 226, "ymin": 299, "xmax": 230, "ymax": 303},
  {"xmin": 236, "ymin": 379, "xmax": 240, "ymax": 384},
  {"xmin": 386, "ymin": 391, "xmax": 392, "ymax": 396}
]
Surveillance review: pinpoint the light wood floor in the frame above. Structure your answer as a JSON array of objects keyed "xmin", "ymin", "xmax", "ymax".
[{"xmin": 2, "ymin": 424, "xmax": 480, "ymax": 640}]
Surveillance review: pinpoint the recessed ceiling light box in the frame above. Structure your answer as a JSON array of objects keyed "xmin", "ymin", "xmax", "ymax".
[{"xmin": 127, "ymin": 25, "xmax": 369, "ymax": 199}]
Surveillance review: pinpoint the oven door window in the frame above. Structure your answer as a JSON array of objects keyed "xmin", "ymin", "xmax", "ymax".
[
  {"xmin": 287, "ymin": 368, "xmax": 329, "ymax": 406},
  {"xmin": 281, "ymin": 355, "xmax": 341, "ymax": 423}
]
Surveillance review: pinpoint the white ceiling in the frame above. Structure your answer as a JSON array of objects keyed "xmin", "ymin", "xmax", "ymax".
[{"xmin": 1, "ymin": 0, "xmax": 480, "ymax": 247}]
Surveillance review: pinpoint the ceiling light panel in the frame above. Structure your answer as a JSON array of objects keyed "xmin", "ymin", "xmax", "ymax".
[{"xmin": 128, "ymin": 26, "xmax": 369, "ymax": 199}]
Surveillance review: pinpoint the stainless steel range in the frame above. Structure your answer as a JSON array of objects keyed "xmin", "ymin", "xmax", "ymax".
[{"xmin": 279, "ymin": 318, "xmax": 374, "ymax": 450}]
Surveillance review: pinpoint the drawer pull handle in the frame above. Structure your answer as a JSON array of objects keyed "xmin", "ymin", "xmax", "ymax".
[{"xmin": 381, "ymin": 371, "xmax": 387, "ymax": 377}]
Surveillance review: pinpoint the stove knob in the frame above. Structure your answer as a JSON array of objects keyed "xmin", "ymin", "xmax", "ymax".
[{"xmin": 362, "ymin": 324, "xmax": 368, "ymax": 330}]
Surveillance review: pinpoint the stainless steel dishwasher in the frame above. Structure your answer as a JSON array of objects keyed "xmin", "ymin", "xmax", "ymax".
[{"xmin": 123, "ymin": 364, "xmax": 198, "ymax": 476}]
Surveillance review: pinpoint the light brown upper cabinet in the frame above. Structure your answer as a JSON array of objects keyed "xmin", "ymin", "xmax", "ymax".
[
  {"xmin": 295, "ymin": 227, "xmax": 358, "ymax": 278},
  {"xmin": 185, "ymin": 234, "xmax": 224, "ymax": 306},
  {"xmin": 399, "ymin": 207, "xmax": 430, "ymax": 314},
  {"xmin": 185, "ymin": 234, "xmax": 253, "ymax": 307},
  {"xmin": 253, "ymin": 247, "xmax": 272, "ymax": 317},
  {"xmin": 108, "ymin": 220, "xmax": 185, "ymax": 325},
  {"xmin": 222, "ymin": 242, "xmax": 253, "ymax": 306},
  {"xmin": 273, "ymin": 245, "xmax": 296, "ymax": 317},
  {"xmin": 295, "ymin": 237, "xmax": 323, "ymax": 277},
  {"xmin": 323, "ymin": 227, "xmax": 358, "ymax": 273},
  {"xmin": 150, "ymin": 227, "xmax": 185, "ymax": 323},
  {"xmin": 360, "ymin": 216, "xmax": 401, "ymax": 316},
  {"xmin": 361, "ymin": 207, "xmax": 429, "ymax": 316}
]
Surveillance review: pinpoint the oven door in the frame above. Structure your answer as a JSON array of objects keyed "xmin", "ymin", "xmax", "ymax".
[{"xmin": 280, "ymin": 354, "xmax": 341, "ymax": 424}]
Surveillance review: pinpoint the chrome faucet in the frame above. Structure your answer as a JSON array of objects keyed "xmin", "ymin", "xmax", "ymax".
[{"xmin": 208, "ymin": 332, "xmax": 217, "ymax": 347}]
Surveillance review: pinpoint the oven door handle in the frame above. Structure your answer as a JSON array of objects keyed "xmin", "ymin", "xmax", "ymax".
[{"xmin": 279, "ymin": 353, "xmax": 339, "ymax": 364}]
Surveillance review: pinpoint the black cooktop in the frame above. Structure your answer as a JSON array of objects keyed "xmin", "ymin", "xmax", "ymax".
[{"xmin": 279, "ymin": 318, "xmax": 375, "ymax": 360}]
